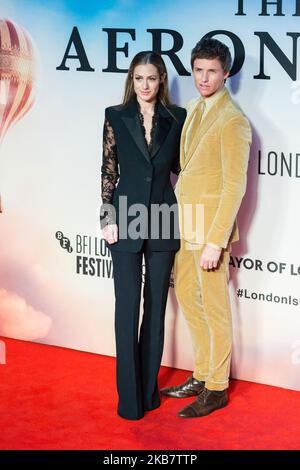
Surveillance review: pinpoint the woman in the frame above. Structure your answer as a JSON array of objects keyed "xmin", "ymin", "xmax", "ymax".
[{"xmin": 100, "ymin": 51, "xmax": 186, "ymax": 420}]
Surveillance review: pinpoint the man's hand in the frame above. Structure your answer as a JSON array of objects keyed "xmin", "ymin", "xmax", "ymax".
[
  {"xmin": 200, "ymin": 245, "xmax": 222, "ymax": 270},
  {"xmin": 102, "ymin": 224, "xmax": 118, "ymax": 244}
]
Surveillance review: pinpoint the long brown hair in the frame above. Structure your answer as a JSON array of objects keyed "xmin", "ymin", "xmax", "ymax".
[{"xmin": 123, "ymin": 51, "xmax": 172, "ymax": 107}]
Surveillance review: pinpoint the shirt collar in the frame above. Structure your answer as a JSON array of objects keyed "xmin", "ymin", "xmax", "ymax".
[{"xmin": 201, "ymin": 86, "xmax": 227, "ymax": 112}]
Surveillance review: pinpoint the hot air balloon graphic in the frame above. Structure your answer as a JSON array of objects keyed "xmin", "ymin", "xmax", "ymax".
[{"xmin": 0, "ymin": 18, "xmax": 37, "ymax": 213}]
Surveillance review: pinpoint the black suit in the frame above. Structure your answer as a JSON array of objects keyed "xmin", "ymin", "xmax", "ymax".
[{"xmin": 101, "ymin": 100, "xmax": 186, "ymax": 419}]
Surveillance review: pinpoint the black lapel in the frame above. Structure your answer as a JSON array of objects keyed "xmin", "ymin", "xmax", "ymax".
[
  {"xmin": 120, "ymin": 102, "xmax": 150, "ymax": 163},
  {"xmin": 150, "ymin": 103, "xmax": 173, "ymax": 158}
]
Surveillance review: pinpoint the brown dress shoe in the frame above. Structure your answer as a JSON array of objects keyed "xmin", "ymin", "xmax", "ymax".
[
  {"xmin": 178, "ymin": 388, "xmax": 228, "ymax": 417},
  {"xmin": 160, "ymin": 376, "xmax": 205, "ymax": 398}
]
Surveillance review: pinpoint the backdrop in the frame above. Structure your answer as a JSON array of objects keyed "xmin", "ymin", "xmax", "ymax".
[{"xmin": 1, "ymin": 0, "xmax": 300, "ymax": 391}]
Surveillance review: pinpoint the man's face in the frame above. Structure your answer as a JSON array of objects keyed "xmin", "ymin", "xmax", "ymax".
[{"xmin": 192, "ymin": 58, "xmax": 229, "ymax": 98}]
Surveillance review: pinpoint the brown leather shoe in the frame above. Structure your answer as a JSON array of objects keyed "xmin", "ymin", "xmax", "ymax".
[
  {"xmin": 160, "ymin": 376, "xmax": 205, "ymax": 398},
  {"xmin": 178, "ymin": 388, "xmax": 228, "ymax": 417}
]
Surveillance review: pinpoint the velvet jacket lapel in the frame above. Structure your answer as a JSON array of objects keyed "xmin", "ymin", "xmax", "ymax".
[
  {"xmin": 181, "ymin": 89, "xmax": 231, "ymax": 170},
  {"xmin": 179, "ymin": 97, "xmax": 201, "ymax": 169}
]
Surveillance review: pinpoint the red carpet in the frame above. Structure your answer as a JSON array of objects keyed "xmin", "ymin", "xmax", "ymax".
[{"xmin": 0, "ymin": 337, "xmax": 299, "ymax": 450}]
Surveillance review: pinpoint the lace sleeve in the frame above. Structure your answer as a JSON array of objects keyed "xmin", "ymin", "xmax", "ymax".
[{"xmin": 100, "ymin": 114, "xmax": 119, "ymax": 228}]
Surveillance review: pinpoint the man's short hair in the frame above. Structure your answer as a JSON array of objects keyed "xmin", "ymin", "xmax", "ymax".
[{"xmin": 191, "ymin": 38, "xmax": 232, "ymax": 73}]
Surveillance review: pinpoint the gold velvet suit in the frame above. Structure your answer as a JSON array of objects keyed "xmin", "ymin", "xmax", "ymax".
[{"xmin": 174, "ymin": 87, "xmax": 251, "ymax": 391}]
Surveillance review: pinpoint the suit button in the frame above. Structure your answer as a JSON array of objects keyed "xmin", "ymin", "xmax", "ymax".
[{"xmin": 145, "ymin": 177, "xmax": 152, "ymax": 182}]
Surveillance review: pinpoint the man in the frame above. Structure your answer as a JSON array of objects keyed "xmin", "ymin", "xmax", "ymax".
[{"xmin": 161, "ymin": 38, "xmax": 252, "ymax": 417}]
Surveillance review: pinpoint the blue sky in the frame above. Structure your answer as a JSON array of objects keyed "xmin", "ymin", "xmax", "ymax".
[
  {"xmin": 5, "ymin": 0, "xmax": 299, "ymax": 26},
  {"xmin": 7, "ymin": 0, "xmax": 180, "ymax": 20}
]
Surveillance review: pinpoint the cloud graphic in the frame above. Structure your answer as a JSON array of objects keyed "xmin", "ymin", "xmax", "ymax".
[{"xmin": 0, "ymin": 288, "xmax": 52, "ymax": 340}]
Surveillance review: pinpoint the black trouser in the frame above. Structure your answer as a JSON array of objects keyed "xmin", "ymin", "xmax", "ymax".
[{"xmin": 111, "ymin": 242, "xmax": 175, "ymax": 420}]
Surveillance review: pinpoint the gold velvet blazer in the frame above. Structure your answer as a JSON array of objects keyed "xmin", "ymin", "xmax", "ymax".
[{"xmin": 175, "ymin": 88, "xmax": 252, "ymax": 248}]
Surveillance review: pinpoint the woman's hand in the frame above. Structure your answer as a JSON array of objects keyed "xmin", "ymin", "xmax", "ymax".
[
  {"xmin": 200, "ymin": 245, "xmax": 222, "ymax": 270},
  {"xmin": 102, "ymin": 224, "xmax": 118, "ymax": 244}
]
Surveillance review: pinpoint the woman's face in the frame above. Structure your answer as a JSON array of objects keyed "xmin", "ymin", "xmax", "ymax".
[{"xmin": 133, "ymin": 63, "xmax": 161, "ymax": 103}]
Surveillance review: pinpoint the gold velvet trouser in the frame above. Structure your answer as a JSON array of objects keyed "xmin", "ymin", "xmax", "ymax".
[{"xmin": 174, "ymin": 242, "xmax": 232, "ymax": 391}]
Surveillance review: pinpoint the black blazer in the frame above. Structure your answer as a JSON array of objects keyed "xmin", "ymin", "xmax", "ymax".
[{"xmin": 101, "ymin": 100, "xmax": 186, "ymax": 252}]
